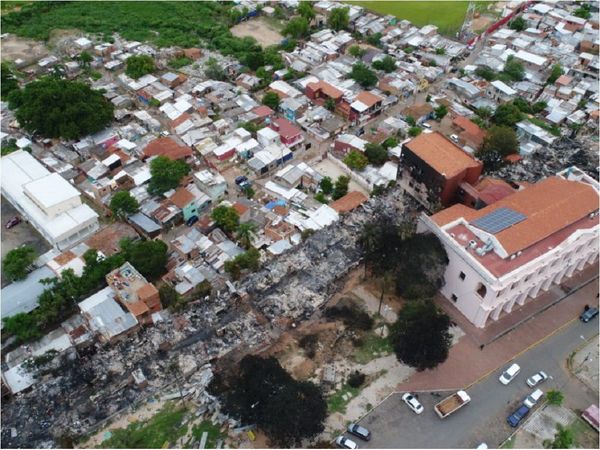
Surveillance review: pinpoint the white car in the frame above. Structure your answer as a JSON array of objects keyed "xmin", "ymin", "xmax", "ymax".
[
  {"xmin": 335, "ymin": 436, "xmax": 358, "ymax": 449},
  {"xmin": 402, "ymin": 392, "xmax": 424, "ymax": 414},
  {"xmin": 523, "ymin": 389, "xmax": 544, "ymax": 408},
  {"xmin": 499, "ymin": 363, "xmax": 521, "ymax": 385},
  {"xmin": 526, "ymin": 371, "xmax": 548, "ymax": 387},
  {"xmin": 450, "ymin": 134, "xmax": 460, "ymax": 143}
]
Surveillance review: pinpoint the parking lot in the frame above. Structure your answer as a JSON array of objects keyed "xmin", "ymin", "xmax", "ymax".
[
  {"xmin": 342, "ymin": 318, "xmax": 599, "ymax": 448},
  {"xmin": 1, "ymin": 196, "xmax": 50, "ymax": 286}
]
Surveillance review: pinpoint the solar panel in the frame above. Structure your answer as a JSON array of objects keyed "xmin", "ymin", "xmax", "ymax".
[{"xmin": 471, "ymin": 207, "xmax": 527, "ymax": 234}]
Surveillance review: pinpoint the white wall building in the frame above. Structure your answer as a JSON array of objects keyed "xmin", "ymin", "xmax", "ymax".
[
  {"xmin": 1, "ymin": 150, "xmax": 99, "ymax": 250},
  {"xmin": 418, "ymin": 167, "xmax": 599, "ymax": 328}
]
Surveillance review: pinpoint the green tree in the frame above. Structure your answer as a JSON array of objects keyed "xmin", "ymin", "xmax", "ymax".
[
  {"xmin": 243, "ymin": 186, "xmax": 255, "ymax": 199},
  {"xmin": 298, "ymin": 1, "xmax": 315, "ymax": 21},
  {"xmin": 512, "ymin": 97, "xmax": 531, "ymax": 114},
  {"xmin": 389, "ymin": 300, "xmax": 451, "ymax": 370},
  {"xmin": 3, "ymin": 245, "xmax": 37, "ymax": 282},
  {"xmin": 382, "ymin": 137, "xmax": 398, "ymax": 149},
  {"xmin": 349, "ymin": 62, "xmax": 378, "ymax": 88},
  {"xmin": 211, "ymin": 205, "xmax": 240, "ymax": 233},
  {"xmin": 435, "ymin": 47, "xmax": 446, "ymax": 55},
  {"xmin": 2, "ymin": 313, "xmax": 42, "ymax": 343},
  {"xmin": 262, "ymin": 91, "xmax": 280, "ymax": 110},
  {"xmin": 509, "ymin": 16, "xmax": 527, "ymax": 31},
  {"xmin": 405, "ymin": 115, "xmax": 416, "ymax": 127},
  {"xmin": 224, "ymin": 247, "xmax": 260, "ymax": 280},
  {"xmin": 148, "ymin": 156, "xmax": 190, "ymax": 195},
  {"xmin": 324, "ymin": 97, "xmax": 336, "ymax": 111},
  {"xmin": 574, "ymin": 4, "xmax": 591, "ymax": 19},
  {"xmin": 348, "ymin": 45, "xmax": 365, "ymax": 58},
  {"xmin": 125, "ymin": 55, "xmax": 155, "ymax": 79},
  {"xmin": 212, "ymin": 355, "xmax": 327, "ymax": 447},
  {"xmin": 328, "ymin": 7, "xmax": 349, "ymax": 31},
  {"xmin": 502, "ymin": 56, "xmax": 525, "ymax": 82},
  {"xmin": 120, "ymin": 238, "xmax": 168, "ymax": 281},
  {"xmin": 283, "ymin": 17, "xmax": 309, "ymax": 39},
  {"xmin": 364, "ymin": 143, "xmax": 388, "ymax": 166},
  {"xmin": 372, "ymin": 55, "xmax": 396, "ymax": 73},
  {"xmin": 546, "ymin": 390, "xmax": 564, "ymax": 406},
  {"xmin": 1, "ymin": 62, "xmax": 19, "ymax": 99},
  {"xmin": 476, "ymin": 125, "xmax": 519, "ymax": 171},
  {"xmin": 476, "ymin": 106, "xmax": 493, "ymax": 127},
  {"xmin": 204, "ymin": 57, "xmax": 226, "ymax": 81},
  {"xmin": 332, "ymin": 175, "xmax": 350, "ymax": 200},
  {"xmin": 434, "ymin": 104, "xmax": 448, "ymax": 120},
  {"xmin": 315, "ymin": 192, "xmax": 328, "ymax": 204},
  {"xmin": 475, "ymin": 66, "xmax": 496, "ymax": 81},
  {"xmin": 236, "ymin": 222, "xmax": 257, "ymax": 249},
  {"xmin": 547, "ymin": 64, "xmax": 564, "ymax": 85},
  {"xmin": 408, "ymin": 126, "xmax": 422, "ymax": 137},
  {"xmin": 548, "ymin": 424, "xmax": 574, "ymax": 449},
  {"xmin": 109, "ymin": 191, "xmax": 139, "ymax": 219},
  {"xmin": 168, "ymin": 56, "xmax": 193, "ymax": 69},
  {"xmin": 343, "ymin": 150, "xmax": 368, "ymax": 170},
  {"xmin": 158, "ymin": 284, "xmax": 180, "ymax": 309},
  {"xmin": 7, "ymin": 77, "xmax": 114, "ymax": 139},
  {"xmin": 366, "ymin": 32, "xmax": 382, "ymax": 47},
  {"xmin": 320, "ymin": 176, "xmax": 333, "ymax": 195},
  {"xmin": 77, "ymin": 51, "xmax": 93, "ymax": 69},
  {"xmin": 492, "ymin": 102, "xmax": 523, "ymax": 127},
  {"xmin": 532, "ymin": 101, "xmax": 548, "ymax": 114}
]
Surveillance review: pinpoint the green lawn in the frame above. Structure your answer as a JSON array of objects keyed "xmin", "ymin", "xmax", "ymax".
[
  {"xmin": 352, "ymin": 332, "xmax": 393, "ymax": 364},
  {"xmin": 571, "ymin": 417, "xmax": 599, "ymax": 449},
  {"xmin": 190, "ymin": 420, "xmax": 225, "ymax": 449},
  {"xmin": 350, "ymin": 1, "xmax": 469, "ymax": 36},
  {"xmin": 327, "ymin": 383, "xmax": 362, "ymax": 414}
]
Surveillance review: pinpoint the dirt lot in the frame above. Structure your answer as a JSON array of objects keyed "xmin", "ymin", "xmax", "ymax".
[
  {"xmin": 230, "ymin": 17, "xmax": 284, "ymax": 47},
  {"xmin": 1, "ymin": 34, "xmax": 48, "ymax": 65},
  {"xmin": 313, "ymin": 158, "xmax": 370, "ymax": 196},
  {"xmin": 1, "ymin": 196, "xmax": 51, "ymax": 287}
]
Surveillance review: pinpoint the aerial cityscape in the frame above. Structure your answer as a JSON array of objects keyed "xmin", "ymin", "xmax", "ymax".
[{"xmin": 0, "ymin": 1, "xmax": 598, "ymax": 449}]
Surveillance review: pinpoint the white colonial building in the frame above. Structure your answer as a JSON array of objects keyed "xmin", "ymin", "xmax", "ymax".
[
  {"xmin": 418, "ymin": 167, "xmax": 599, "ymax": 328},
  {"xmin": 1, "ymin": 150, "xmax": 99, "ymax": 250}
]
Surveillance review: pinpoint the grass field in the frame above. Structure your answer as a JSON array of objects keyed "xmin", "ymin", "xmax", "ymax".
[{"xmin": 351, "ymin": 1, "xmax": 469, "ymax": 36}]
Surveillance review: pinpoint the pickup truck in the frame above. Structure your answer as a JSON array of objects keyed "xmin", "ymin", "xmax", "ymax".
[{"xmin": 434, "ymin": 390, "xmax": 471, "ymax": 419}]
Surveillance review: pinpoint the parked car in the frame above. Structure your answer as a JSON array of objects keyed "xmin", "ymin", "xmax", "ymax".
[
  {"xmin": 526, "ymin": 371, "xmax": 548, "ymax": 387},
  {"xmin": 335, "ymin": 436, "xmax": 358, "ymax": 449},
  {"xmin": 235, "ymin": 175, "xmax": 248, "ymax": 186},
  {"xmin": 523, "ymin": 389, "xmax": 544, "ymax": 408},
  {"xmin": 347, "ymin": 423, "xmax": 371, "ymax": 441},
  {"xmin": 580, "ymin": 305, "xmax": 599, "ymax": 323},
  {"xmin": 402, "ymin": 392, "xmax": 424, "ymax": 414},
  {"xmin": 499, "ymin": 363, "xmax": 521, "ymax": 385},
  {"xmin": 507, "ymin": 404, "xmax": 530, "ymax": 427},
  {"xmin": 450, "ymin": 134, "xmax": 460, "ymax": 143},
  {"xmin": 5, "ymin": 216, "xmax": 21, "ymax": 229},
  {"xmin": 185, "ymin": 215, "xmax": 199, "ymax": 227},
  {"xmin": 422, "ymin": 122, "xmax": 432, "ymax": 130}
]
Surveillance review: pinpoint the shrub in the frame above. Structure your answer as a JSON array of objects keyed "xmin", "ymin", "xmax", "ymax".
[{"xmin": 347, "ymin": 371, "xmax": 366, "ymax": 388}]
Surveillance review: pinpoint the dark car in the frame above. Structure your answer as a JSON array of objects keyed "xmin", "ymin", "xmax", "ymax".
[
  {"xmin": 507, "ymin": 404, "xmax": 530, "ymax": 427},
  {"xmin": 235, "ymin": 175, "xmax": 249, "ymax": 185},
  {"xmin": 347, "ymin": 423, "xmax": 371, "ymax": 441},
  {"xmin": 5, "ymin": 216, "xmax": 22, "ymax": 229},
  {"xmin": 186, "ymin": 215, "xmax": 199, "ymax": 227},
  {"xmin": 580, "ymin": 305, "xmax": 599, "ymax": 323}
]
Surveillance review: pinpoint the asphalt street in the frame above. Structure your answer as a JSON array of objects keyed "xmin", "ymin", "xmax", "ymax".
[{"xmin": 344, "ymin": 317, "xmax": 599, "ymax": 449}]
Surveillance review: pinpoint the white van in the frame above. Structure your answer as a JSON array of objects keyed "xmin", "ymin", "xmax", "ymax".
[
  {"xmin": 499, "ymin": 363, "xmax": 521, "ymax": 385},
  {"xmin": 523, "ymin": 389, "xmax": 544, "ymax": 408}
]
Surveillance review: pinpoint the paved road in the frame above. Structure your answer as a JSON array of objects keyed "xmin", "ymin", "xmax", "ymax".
[{"xmin": 345, "ymin": 317, "xmax": 599, "ymax": 449}]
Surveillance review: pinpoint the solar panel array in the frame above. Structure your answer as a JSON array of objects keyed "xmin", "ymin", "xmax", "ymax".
[{"xmin": 471, "ymin": 207, "xmax": 527, "ymax": 234}]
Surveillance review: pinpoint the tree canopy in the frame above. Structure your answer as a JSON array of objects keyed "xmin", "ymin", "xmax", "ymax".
[
  {"xmin": 110, "ymin": 191, "xmax": 139, "ymax": 219},
  {"xmin": 508, "ymin": 16, "xmax": 526, "ymax": 31},
  {"xmin": 283, "ymin": 17, "xmax": 309, "ymax": 39},
  {"xmin": 224, "ymin": 247, "xmax": 260, "ymax": 280},
  {"xmin": 548, "ymin": 424, "xmax": 574, "ymax": 449},
  {"xmin": 476, "ymin": 125, "xmax": 519, "ymax": 172},
  {"xmin": 120, "ymin": 238, "xmax": 168, "ymax": 281},
  {"xmin": 204, "ymin": 57, "xmax": 226, "ymax": 81},
  {"xmin": 148, "ymin": 156, "xmax": 190, "ymax": 195},
  {"xmin": 492, "ymin": 102, "xmax": 523, "ymax": 127},
  {"xmin": 327, "ymin": 7, "xmax": 349, "ymax": 31},
  {"xmin": 364, "ymin": 143, "xmax": 388, "ymax": 166},
  {"xmin": 343, "ymin": 150, "xmax": 368, "ymax": 171},
  {"xmin": 262, "ymin": 91, "xmax": 281, "ymax": 110},
  {"xmin": 211, "ymin": 355, "xmax": 327, "ymax": 447},
  {"xmin": 547, "ymin": 64, "xmax": 563, "ymax": 85},
  {"xmin": 297, "ymin": 1, "xmax": 315, "ymax": 21},
  {"xmin": 348, "ymin": 45, "xmax": 366, "ymax": 58},
  {"xmin": 211, "ymin": 205, "xmax": 240, "ymax": 233},
  {"xmin": 1, "ymin": 62, "xmax": 19, "ymax": 99},
  {"xmin": 434, "ymin": 104, "xmax": 448, "ymax": 120},
  {"xmin": 125, "ymin": 54, "xmax": 155, "ymax": 79},
  {"xmin": 320, "ymin": 176, "xmax": 333, "ymax": 195},
  {"xmin": 332, "ymin": 175, "xmax": 350, "ymax": 200},
  {"xmin": 349, "ymin": 62, "xmax": 378, "ymax": 88},
  {"xmin": 7, "ymin": 77, "xmax": 114, "ymax": 139},
  {"xmin": 3, "ymin": 245, "xmax": 37, "ymax": 282},
  {"xmin": 372, "ymin": 55, "xmax": 396, "ymax": 73},
  {"xmin": 389, "ymin": 299, "xmax": 452, "ymax": 370}
]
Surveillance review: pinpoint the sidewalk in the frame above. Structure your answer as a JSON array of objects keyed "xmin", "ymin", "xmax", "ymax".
[{"xmin": 398, "ymin": 263, "xmax": 599, "ymax": 391}]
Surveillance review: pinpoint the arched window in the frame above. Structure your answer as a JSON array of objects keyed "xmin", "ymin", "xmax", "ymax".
[{"xmin": 476, "ymin": 283, "xmax": 487, "ymax": 298}]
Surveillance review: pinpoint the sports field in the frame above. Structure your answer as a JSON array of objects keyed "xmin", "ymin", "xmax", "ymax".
[{"xmin": 351, "ymin": 1, "xmax": 469, "ymax": 36}]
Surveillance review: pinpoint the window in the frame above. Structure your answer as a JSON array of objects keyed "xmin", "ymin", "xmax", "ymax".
[
  {"xmin": 476, "ymin": 283, "xmax": 487, "ymax": 298},
  {"xmin": 459, "ymin": 271, "xmax": 466, "ymax": 281},
  {"xmin": 451, "ymin": 294, "xmax": 458, "ymax": 303}
]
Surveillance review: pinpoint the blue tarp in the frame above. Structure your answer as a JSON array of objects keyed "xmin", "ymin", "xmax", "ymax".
[{"xmin": 265, "ymin": 199, "xmax": 287, "ymax": 210}]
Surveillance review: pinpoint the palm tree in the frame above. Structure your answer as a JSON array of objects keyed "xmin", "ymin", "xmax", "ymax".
[{"xmin": 236, "ymin": 222, "xmax": 257, "ymax": 249}]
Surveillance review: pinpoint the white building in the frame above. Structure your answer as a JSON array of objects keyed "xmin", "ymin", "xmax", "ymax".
[
  {"xmin": 1, "ymin": 150, "xmax": 99, "ymax": 250},
  {"xmin": 418, "ymin": 167, "xmax": 599, "ymax": 328}
]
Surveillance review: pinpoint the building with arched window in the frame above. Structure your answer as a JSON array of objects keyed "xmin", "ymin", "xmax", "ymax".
[{"xmin": 418, "ymin": 167, "xmax": 599, "ymax": 328}]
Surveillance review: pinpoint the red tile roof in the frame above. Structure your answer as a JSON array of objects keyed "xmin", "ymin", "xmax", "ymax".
[
  {"xmin": 308, "ymin": 80, "xmax": 344, "ymax": 100},
  {"xmin": 169, "ymin": 187, "xmax": 195, "ymax": 208},
  {"xmin": 356, "ymin": 91, "xmax": 383, "ymax": 108},
  {"xmin": 143, "ymin": 137, "xmax": 192, "ymax": 161},
  {"xmin": 330, "ymin": 191, "xmax": 368, "ymax": 213},
  {"xmin": 252, "ymin": 105, "xmax": 274, "ymax": 118},
  {"xmin": 271, "ymin": 118, "xmax": 301, "ymax": 140},
  {"xmin": 404, "ymin": 132, "xmax": 481, "ymax": 179},
  {"xmin": 452, "ymin": 116, "xmax": 487, "ymax": 147}
]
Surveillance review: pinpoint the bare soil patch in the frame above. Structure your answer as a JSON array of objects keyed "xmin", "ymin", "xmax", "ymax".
[
  {"xmin": 1, "ymin": 34, "xmax": 48, "ymax": 65},
  {"xmin": 230, "ymin": 17, "xmax": 284, "ymax": 47}
]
